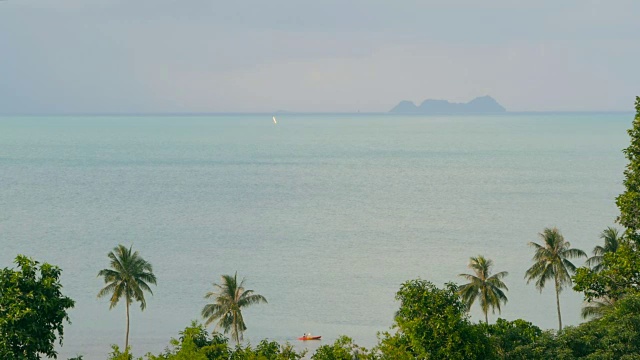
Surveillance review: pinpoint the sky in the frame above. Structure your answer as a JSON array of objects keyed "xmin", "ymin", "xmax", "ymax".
[{"xmin": 1, "ymin": 0, "xmax": 639, "ymax": 113}]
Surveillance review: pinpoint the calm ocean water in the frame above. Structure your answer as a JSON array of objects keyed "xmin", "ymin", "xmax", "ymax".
[{"xmin": 0, "ymin": 113, "xmax": 631, "ymax": 358}]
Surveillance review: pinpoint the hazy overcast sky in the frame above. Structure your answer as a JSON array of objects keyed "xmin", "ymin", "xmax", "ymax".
[{"xmin": 1, "ymin": 0, "xmax": 639, "ymax": 113}]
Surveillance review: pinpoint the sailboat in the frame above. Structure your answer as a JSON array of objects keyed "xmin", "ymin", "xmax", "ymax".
[{"xmin": 272, "ymin": 116, "xmax": 277, "ymax": 124}]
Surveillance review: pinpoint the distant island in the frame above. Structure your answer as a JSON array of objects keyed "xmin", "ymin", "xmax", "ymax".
[{"xmin": 389, "ymin": 96, "xmax": 506, "ymax": 114}]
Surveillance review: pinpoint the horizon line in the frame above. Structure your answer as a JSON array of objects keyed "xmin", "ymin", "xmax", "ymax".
[{"xmin": 0, "ymin": 110, "xmax": 634, "ymax": 117}]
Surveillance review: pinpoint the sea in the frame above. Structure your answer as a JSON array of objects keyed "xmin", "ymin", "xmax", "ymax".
[{"xmin": 0, "ymin": 113, "xmax": 632, "ymax": 358}]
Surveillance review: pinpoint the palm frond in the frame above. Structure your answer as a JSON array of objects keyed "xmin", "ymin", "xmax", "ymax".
[
  {"xmin": 97, "ymin": 269, "xmax": 120, "ymax": 282},
  {"xmin": 488, "ymin": 271, "xmax": 509, "ymax": 281},
  {"xmin": 202, "ymin": 303, "xmax": 224, "ymax": 325},
  {"xmin": 560, "ymin": 258, "xmax": 578, "ymax": 274},
  {"xmin": 97, "ymin": 244, "xmax": 156, "ymax": 311},
  {"xmin": 136, "ymin": 279, "xmax": 153, "ymax": 295},
  {"xmin": 585, "ymin": 255, "xmax": 603, "ymax": 267},
  {"xmin": 97, "ymin": 282, "xmax": 118, "ymax": 299},
  {"xmin": 136, "ymin": 271, "xmax": 157, "ymax": 285},
  {"xmin": 581, "ymin": 297, "xmax": 615, "ymax": 320},
  {"xmin": 238, "ymin": 293, "xmax": 268, "ymax": 307},
  {"xmin": 591, "ymin": 245, "xmax": 606, "ymax": 257},
  {"xmin": 561, "ymin": 248, "xmax": 587, "ymax": 259},
  {"xmin": 109, "ymin": 283, "xmax": 126, "ymax": 309},
  {"xmin": 587, "ymin": 227, "xmax": 622, "ymax": 271},
  {"xmin": 528, "ymin": 242, "xmax": 544, "ymax": 251},
  {"xmin": 532, "ymin": 263, "xmax": 555, "ymax": 291},
  {"xmin": 458, "ymin": 273, "xmax": 481, "ymax": 282}
]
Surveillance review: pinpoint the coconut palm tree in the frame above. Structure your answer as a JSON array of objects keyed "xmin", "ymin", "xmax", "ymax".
[
  {"xmin": 97, "ymin": 244, "xmax": 157, "ymax": 350},
  {"xmin": 458, "ymin": 255, "xmax": 509, "ymax": 324},
  {"xmin": 201, "ymin": 272, "xmax": 267, "ymax": 345},
  {"xmin": 525, "ymin": 227, "xmax": 586, "ymax": 331},
  {"xmin": 579, "ymin": 227, "xmax": 624, "ymax": 318},
  {"xmin": 585, "ymin": 227, "xmax": 623, "ymax": 272}
]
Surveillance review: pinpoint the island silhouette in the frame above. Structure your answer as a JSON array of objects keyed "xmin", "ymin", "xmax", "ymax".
[{"xmin": 389, "ymin": 96, "xmax": 506, "ymax": 114}]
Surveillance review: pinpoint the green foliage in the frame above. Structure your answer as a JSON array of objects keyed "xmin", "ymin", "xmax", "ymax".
[
  {"xmin": 201, "ymin": 272, "xmax": 267, "ymax": 345},
  {"xmin": 556, "ymin": 294, "xmax": 640, "ymax": 359},
  {"xmin": 458, "ymin": 256, "xmax": 509, "ymax": 324},
  {"xmin": 250, "ymin": 339, "xmax": 305, "ymax": 359},
  {"xmin": 485, "ymin": 319, "xmax": 543, "ymax": 359},
  {"xmin": 178, "ymin": 321, "xmax": 219, "ymax": 349},
  {"xmin": 573, "ymin": 243, "xmax": 640, "ymax": 301},
  {"xmin": 372, "ymin": 331, "xmax": 415, "ymax": 360},
  {"xmin": 106, "ymin": 345, "xmax": 143, "ymax": 360},
  {"xmin": 573, "ymin": 99, "xmax": 640, "ymax": 316},
  {"xmin": 0, "ymin": 255, "xmax": 75, "ymax": 359},
  {"xmin": 500, "ymin": 294, "xmax": 640, "ymax": 359},
  {"xmin": 311, "ymin": 336, "xmax": 370, "ymax": 360},
  {"xmin": 146, "ymin": 322, "xmax": 304, "ymax": 360},
  {"xmin": 228, "ymin": 340, "xmax": 305, "ymax": 360},
  {"xmin": 147, "ymin": 322, "xmax": 227, "ymax": 360},
  {"xmin": 616, "ymin": 96, "xmax": 640, "ymax": 241},
  {"xmin": 500, "ymin": 330, "xmax": 558, "ymax": 360},
  {"xmin": 203, "ymin": 332, "xmax": 234, "ymax": 360},
  {"xmin": 377, "ymin": 279, "xmax": 494, "ymax": 360}
]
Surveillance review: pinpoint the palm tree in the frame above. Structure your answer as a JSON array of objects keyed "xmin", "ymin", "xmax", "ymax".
[
  {"xmin": 458, "ymin": 255, "xmax": 509, "ymax": 324},
  {"xmin": 579, "ymin": 227, "xmax": 623, "ymax": 318},
  {"xmin": 201, "ymin": 272, "xmax": 267, "ymax": 345},
  {"xmin": 581, "ymin": 296, "xmax": 616, "ymax": 320},
  {"xmin": 585, "ymin": 227, "xmax": 623, "ymax": 272},
  {"xmin": 525, "ymin": 227, "xmax": 586, "ymax": 331},
  {"xmin": 97, "ymin": 244, "xmax": 157, "ymax": 350}
]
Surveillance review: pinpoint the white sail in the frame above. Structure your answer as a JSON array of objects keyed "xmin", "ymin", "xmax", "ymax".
[{"xmin": 272, "ymin": 116, "xmax": 277, "ymax": 124}]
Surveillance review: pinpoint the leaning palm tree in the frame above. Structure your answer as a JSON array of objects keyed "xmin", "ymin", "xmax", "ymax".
[
  {"xmin": 585, "ymin": 227, "xmax": 623, "ymax": 272},
  {"xmin": 458, "ymin": 255, "xmax": 509, "ymax": 324},
  {"xmin": 525, "ymin": 227, "xmax": 586, "ymax": 331},
  {"xmin": 97, "ymin": 244, "xmax": 157, "ymax": 350},
  {"xmin": 201, "ymin": 272, "xmax": 267, "ymax": 345}
]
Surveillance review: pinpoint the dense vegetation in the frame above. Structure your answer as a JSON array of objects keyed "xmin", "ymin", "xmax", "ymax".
[
  {"xmin": 0, "ymin": 256, "xmax": 75, "ymax": 359},
  {"xmin": 2, "ymin": 96, "xmax": 640, "ymax": 359}
]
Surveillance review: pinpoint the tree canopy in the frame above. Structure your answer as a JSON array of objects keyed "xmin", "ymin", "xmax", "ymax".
[
  {"xmin": 574, "ymin": 98, "xmax": 640, "ymax": 303},
  {"xmin": 0, "ymin": 255, "xmax": 75, "ymax": 359},
  {"xmin": 616, "ymin": 96, "xmax": 640, "ymax": 241},
  {"xmin": 377, "ymin": 279, "xmax": 493, "ymax": 360}
]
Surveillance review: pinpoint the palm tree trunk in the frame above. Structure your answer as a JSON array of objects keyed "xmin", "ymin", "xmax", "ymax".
[
  {"xmin": 483, "ymin": 288, "xmax": 489, "ymax": 324},
  {"xmin": 234, "ymin": 321, "xmax": 239, "ymax": 346},
  {"xmin": 126, "ymin": 297, "xmax": 130, "ymax": 350},
  {"xmin": 554, "ymin": 275, "xmax": 562, "ymax": 331}
]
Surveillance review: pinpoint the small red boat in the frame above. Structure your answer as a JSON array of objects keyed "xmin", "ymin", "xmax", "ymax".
[{"xmin": 298, "ymin": 335, "xmax": 322, "ymax": 341}]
